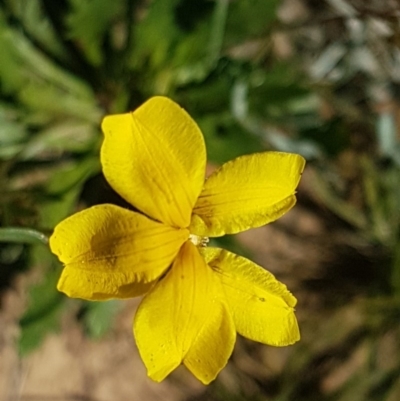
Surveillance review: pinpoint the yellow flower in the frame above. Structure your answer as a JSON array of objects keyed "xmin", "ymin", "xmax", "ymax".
[{"xmin": 50, "ymin": 96, "xmax": 305, "ymax": 384}]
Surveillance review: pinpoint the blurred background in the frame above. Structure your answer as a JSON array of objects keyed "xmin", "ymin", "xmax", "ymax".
[{"xmin": 1, "ymin": 0, "xmax": 400, "ymax": 400}]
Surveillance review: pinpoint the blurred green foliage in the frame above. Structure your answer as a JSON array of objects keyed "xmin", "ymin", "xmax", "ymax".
[{"xmin": 1, "ymin": 0, "xmax": 400, "ymax": 400}]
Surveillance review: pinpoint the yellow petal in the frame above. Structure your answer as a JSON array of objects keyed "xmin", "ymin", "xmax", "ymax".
[
  {"xmin": 203, "ymin": 247, "xmax": 300, "ymax": 346},
  {"xmin": 101, "ymin": 96, "xmax": 206, "ymax": 228},
  {"xmin": 183, "ymin": 301, "xmax": 235, "ymax": 384},
  {"xmin": 50, "ymin": 204, "xmax": 188, "ymax": 300},
  {"xmin": 190, "ymin": 152, "xmax": 305, "ymax": 236},
  {"xmin": 134, "ymin": 241, "xmax": 235, "ymax": 384}
]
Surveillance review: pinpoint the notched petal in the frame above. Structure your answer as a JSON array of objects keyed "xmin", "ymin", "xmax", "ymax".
[
  {"xmin": 203, "ymin": 247, "xmax": 300, "ymax": 346},
  {"xmin": 191, "ymin": 152, "xmax": 305, "ymax": 237},
  {"xmin": 50, "ymin": 204, "xmax": 188, "ymax": 300},
  {"xmin": 184, "ymin": 301, "xmax": 235, "ymax": 384},
  {"xmin": 101, "ymin": 96, "xmax": 206, "ymax": 228},
  {"xmin": 134, "ymin": 241, "xmax": 235, "ymax": 384}
]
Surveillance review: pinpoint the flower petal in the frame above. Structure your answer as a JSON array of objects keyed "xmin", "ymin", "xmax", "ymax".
[
  {"xmin": 203, "ymin": 247, "xmax": 300, "ymax": 346},
  {"xmin": 134, "ymin": 241, "xmax": 235, "ymax": 384},
  {"xmin": 101, "ymin": 96, "xmax": 206, "ymax": 228},
  {"xmin": 50, "ymin": 204, "xmax": 188, "ymax": 300},
  {"xmin": 190, "ymin": 152, "xmax": 305, "ymax": 236}
]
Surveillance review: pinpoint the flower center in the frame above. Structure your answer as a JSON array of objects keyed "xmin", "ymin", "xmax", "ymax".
[{"xmin": 189, "ymin": 234, "xmax": 209, "ymax": 247}]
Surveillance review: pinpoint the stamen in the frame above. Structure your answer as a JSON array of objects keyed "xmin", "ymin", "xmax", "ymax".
[{"xmin": 189, "ymin": 234, "xmax": 209, "ymax": 247}]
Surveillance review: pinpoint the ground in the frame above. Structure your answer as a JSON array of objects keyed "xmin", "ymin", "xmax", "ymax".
[{"xmin": 0, "ymin": 170, "xmax": 391, "ymax": 401}]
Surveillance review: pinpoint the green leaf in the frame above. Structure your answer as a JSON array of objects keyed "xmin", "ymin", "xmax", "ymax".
[
  {"xmin": 83, "ymin": 300, "xmax": 121, "ymax": 339},
  {"xmin": 19, "ymin": 83, "xmax": 101, "ymax": 124},
  {"xmin": 177, "ymin": 73, "xmax": 231, "ymax": 114},
  {"xmin": 0, "ymin": 16, "xmax": 95, "ymax": 100},
  {"xmin": 197, "ymin": 114, "xmax": 263, "ymax": 164},
  {"xmin": 0, "ymin": 104, "xmax": 27, "ymax": 146},
  {"xmin": 46, "ymin": 157, "xmax": 100, "ymax": 195},
  {"xmin": 67, "ymin": 0, "xmax": 125, "ymax": 65},
  {"xmin": 129, "ymin": 0, "xmax": 181, "ymax": 72},
  {"xmin": 5, "ymin": 0, "xmax": 66, "ymax": 58},
  {"xmin": 19, "ymin": 264, "xmax": 64, "ymax": 355},
  {"xmin": 0, "ymin": 103, "xmax": 28, "ymax": 160},
  {"xmin": 172, "ymin": 20, "xmax": 213, "ymax": 85},
  {"xmin": 0, "ymin": 14, "xmax": 25, "ymax": 93},
  {"xmin": 247, "ymin": 64, "xmax": 312, "ymax": 118},
  {"xmin": 0, "ymin": 243, "xmax": 24, "ymax": 265},
  {"xmin": 207, "ymin": 0, "xmax": 229, "ymax": 66},
  {"xmin": 20, "ymin": 122, "xmax": 100, "ymax": 160},
  {"xmin": 224, "ymin": 0, "xmax": 280, "ymax": 45},
  {"xmin": 39, "ymin": 186, "xmax": 81, "ymax": 230}
]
